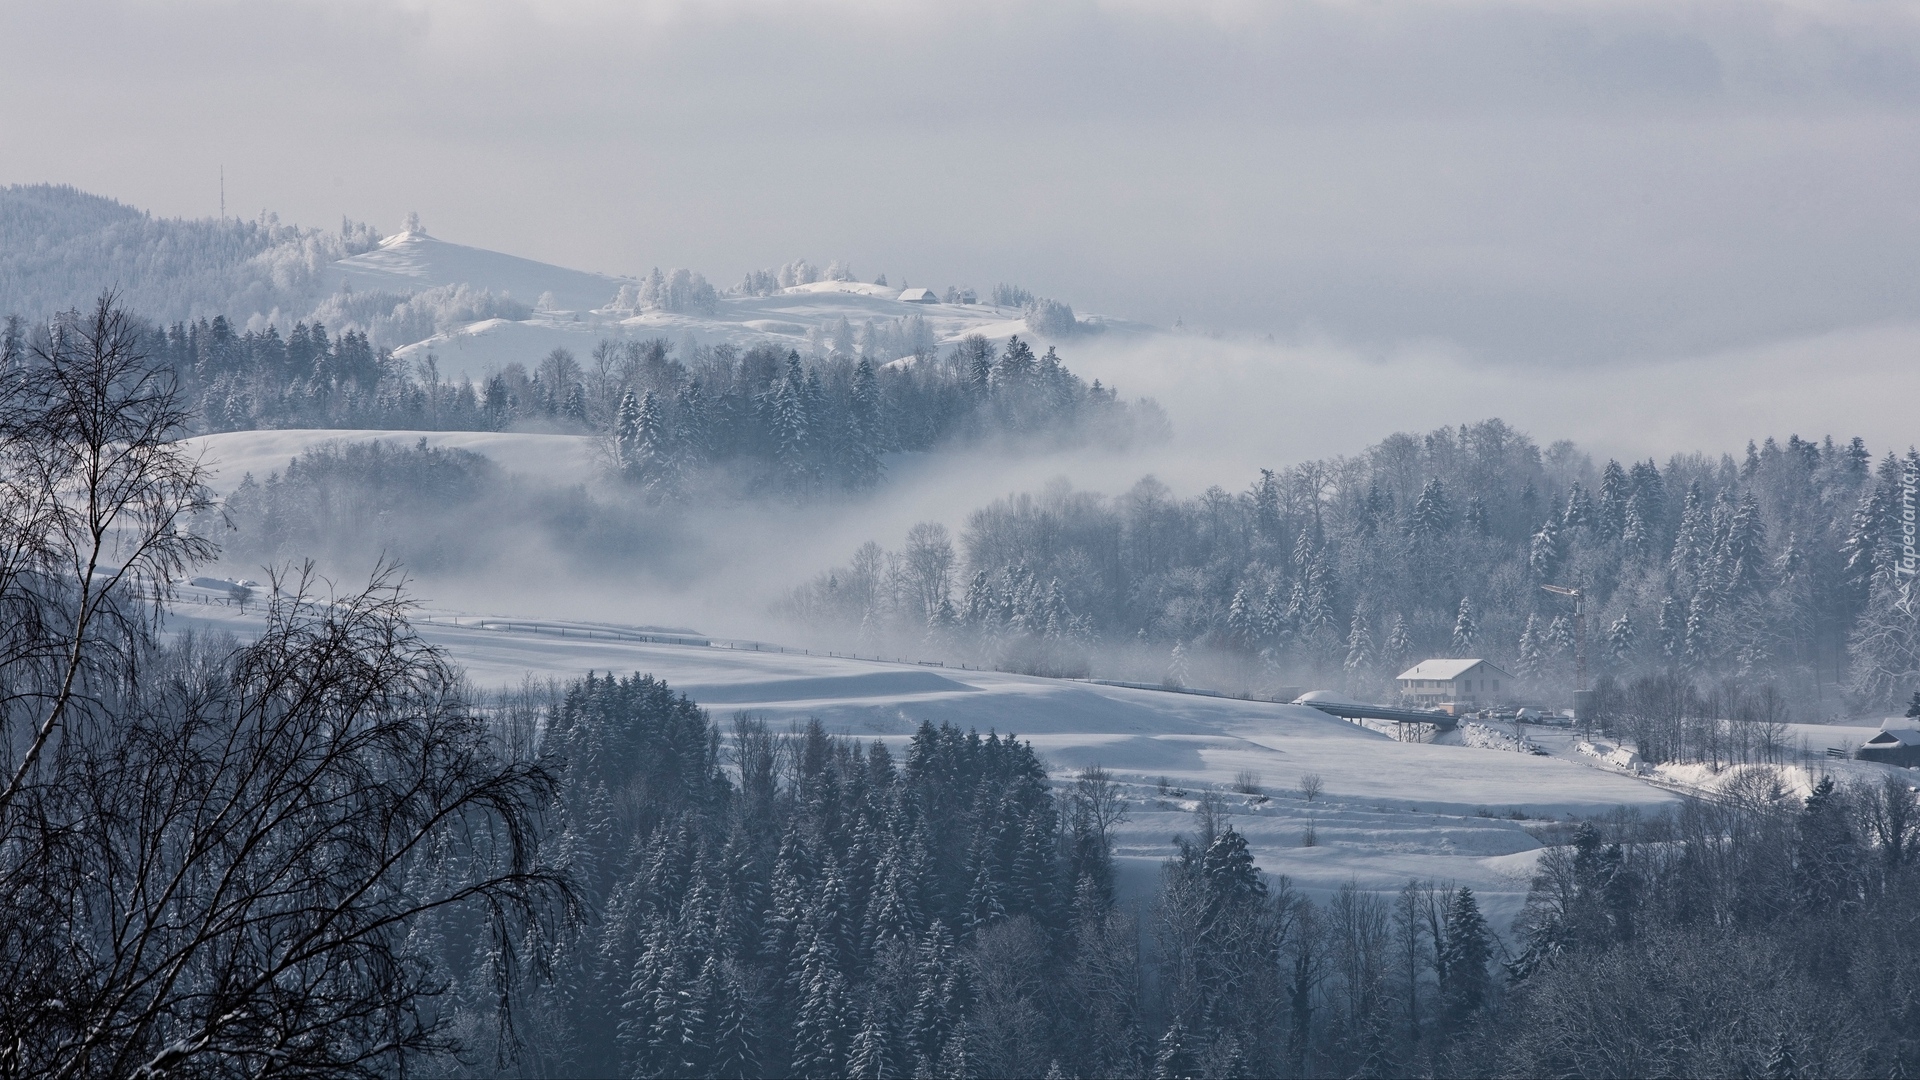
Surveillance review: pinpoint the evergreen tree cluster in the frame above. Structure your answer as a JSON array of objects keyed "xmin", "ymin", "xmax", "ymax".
[
  {"xmin": 1486, "ymin": 776, "xmax": 1920, "ymax": 1078},
  {"xmin": 610, "ymin": 267, "xmax": 720, "ymax": 315},
  {"xmin": 425, "ymin": 677, "xmax": 1522, "ymax": 1079},
  {"xmin": 601, "ymin": 334, "xmax": 1156, "ymax": 500},
  {"xmin": 504, "ymin": 686, "xmax": 1096, "ymax": 1078},
  {"xmin": 796, "ymin": 420, "xmax": 1920, "ymax": 712},
  {"xmin": 143, "ymin": 313, "xmax": 427, "ymax": 430}
]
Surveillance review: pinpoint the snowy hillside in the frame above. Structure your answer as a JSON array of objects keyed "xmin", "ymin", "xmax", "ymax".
[
  {"xmin": 388, "ymin": 280, "xmax": 1148, "ymax": 385},
  {"xmin": 164, "ymin": 593, "xmax": 1680, "ymax": 925},
  {"xmin": 0, "ymin": 183, "xmax": 375, "ymax": 323},
  {"xmin": 0, "ymin": 186, "xmax": 1149, "ymax": 382},
  {"xmin": 328, "ymin": 227, "xmax": 624, "ymax": 313},
  {"xmin": 311, "ymin": 221, "xmax": 1146, "ymax": 382}
]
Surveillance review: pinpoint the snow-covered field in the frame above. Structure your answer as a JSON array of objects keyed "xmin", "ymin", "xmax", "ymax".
[
  {"xmin": 165, "ymin": 591, "xmax": 1687, "ymax": 927},
  {"xmin": 390, "ymin": 284, "xmax": 1146, "ymax": 385}
]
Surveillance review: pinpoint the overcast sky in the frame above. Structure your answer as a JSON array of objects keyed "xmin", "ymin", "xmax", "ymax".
[{"xmin": 6, "ymin": 0, "xmax": 1920, "ymax": 365}]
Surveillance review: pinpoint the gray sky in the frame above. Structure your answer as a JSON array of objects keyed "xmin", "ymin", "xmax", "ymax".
[{"xmin": 6, "ymin": 0, "xmax": 1920, "ymax": 364}]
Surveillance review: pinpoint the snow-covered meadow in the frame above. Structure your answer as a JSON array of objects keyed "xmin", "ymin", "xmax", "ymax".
[{"xmin": 165, "ymin": 586, "xmax": 1691, "ymax": 928}]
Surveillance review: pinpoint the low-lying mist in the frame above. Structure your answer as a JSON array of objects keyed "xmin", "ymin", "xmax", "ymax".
[
  {"xmin": 197, "ymin": 432, "xmax": 1170, "ymax": 637},
  {"xmin": 1060, "ymin": 324, "xmax": 1920, "ymax": 488},
  {"xmin": 193, "ymin": 326, "xmax": 1916, "ymax": 718}
]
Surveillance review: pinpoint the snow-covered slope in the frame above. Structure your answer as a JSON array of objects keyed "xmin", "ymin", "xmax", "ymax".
[
  {"xmin": 390, "ymin": 291, "xmax": 1074, "ymax": 383},
  {"xmin": 163, "ymin": 596, "xmax": 1678, "ymax": 923},
  {"xmin": 311, "ymin": 230, "xmax": 1149, "ymax": 383},
  {"xmin": 328, "ymin": 229, "xmax": 624, "ymax": 312}
]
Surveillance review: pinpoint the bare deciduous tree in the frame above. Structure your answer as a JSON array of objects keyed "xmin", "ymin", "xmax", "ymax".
[
  {"xmin": 0, "ymin": 295, "xmax": 571, "ymax": 1077},
  {"xmin": 0, "ymin": 293, "xmax": 213, "ymax": 813}
]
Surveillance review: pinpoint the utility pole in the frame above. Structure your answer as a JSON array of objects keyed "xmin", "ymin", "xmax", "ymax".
[
  {"xmin": 1542, "ymin": 583, "xmax": 1591, "ymax": 729},
  {"xmin": 220, "ymin": 165, "xmax": 225, "ymax": 220}
]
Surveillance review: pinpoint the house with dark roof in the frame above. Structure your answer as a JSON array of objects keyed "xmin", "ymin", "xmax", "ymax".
[{"xmin": 1857, "ymin": 721, "xmax": 1920, "ymax": 766}]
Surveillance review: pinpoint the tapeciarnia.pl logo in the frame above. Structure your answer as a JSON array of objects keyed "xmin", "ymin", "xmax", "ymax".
[{"xmin": 1899, "ymin": 457, "xmax": 1916, "ymax": 616}]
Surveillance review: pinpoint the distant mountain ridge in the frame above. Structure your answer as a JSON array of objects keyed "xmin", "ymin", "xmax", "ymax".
[
  {"xmin": 0, "ymin": 183, "xmax": 1146, "ymax": 383},
  {"xmin": 0, "ymin": 183, "xmax": 374, "ymax": 325}
]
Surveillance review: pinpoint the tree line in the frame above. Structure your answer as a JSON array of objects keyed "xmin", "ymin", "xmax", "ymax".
[
  {"xmin": 607, "ymin": 335, "xmax": 1153, "ymax": 499},
  {"xmin": 2, "ymin": 303, "xmax": 1160, "ymax": 501},
  {"xmin": 792, "ymin": 419, "xmax": 1920, "ymax": 713}
]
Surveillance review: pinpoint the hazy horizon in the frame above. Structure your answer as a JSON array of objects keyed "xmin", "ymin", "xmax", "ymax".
[{"xmin": 9, "ymin": 0, "xmax": 1920, "ymax": 367}]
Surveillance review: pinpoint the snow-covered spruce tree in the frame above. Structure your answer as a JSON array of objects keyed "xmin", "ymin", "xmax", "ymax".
[
  {"xmin": 1385, "ymin": 612, "xmax": 1414, "ymax": 674},
  {"xmin": 1452, "ymin": 598, "xmax": 1478, "ymax": 657},
  {"xmin": 1410, "ymin": 477, "xmax": 1452, "ymax": 542},
  {"xmin": 1515, "ymin": 613, "xmax": 1544, "ymax": 684},
  {"xmin": 1437, "ymin": 888, "xmax": 1491, "ymax": 1029},
  {"xmin": 772, "ymin": 356, "xmax": 813, "ymax": 495},
  {"xmin": 613, "ymin": 388, "xmax": 640, "ymax": 471},
  {"xmin": 1345, "ymin": 613, "xmax": 1376, "ymax": 692},
  {"xmin": 843, "ymin": 358, "xmax": 883, "ymax": 491},
  {"xmin": 1607, "ymin": 612, "xmax": 1636, "ymax": 668},
  {"xmin": 629, "ymin": 389, "xmax": 679, "ymax": 500},
  {"xmin": 1529, "ymin": 515, "xmax": 1563, "ymax": 580}
]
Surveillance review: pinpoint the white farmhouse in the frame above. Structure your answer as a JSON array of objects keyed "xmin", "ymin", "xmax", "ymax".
[
  {"xmin": 897, "ymin": 287, "xmax": 938, "ymax": 303},
  {"xmin": 1395, "ymin": 658, "xmax": 1513, "ymax": 707}
]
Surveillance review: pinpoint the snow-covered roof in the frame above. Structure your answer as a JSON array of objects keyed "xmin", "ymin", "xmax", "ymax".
[
  {"xmin": 1396, "ymin": 658, "xmax": 1509, "ymax": 681},
  {"xmin": 1292, "ymin": 690, "xmax": 1365, "ymax": 706},
  {"xmin": 898, "ymin": 287, "xmax": 937, "ymax": 302},
  {"xmin": 1865, "ymin": 727, "xmax": 1920, "ymax": 748}
]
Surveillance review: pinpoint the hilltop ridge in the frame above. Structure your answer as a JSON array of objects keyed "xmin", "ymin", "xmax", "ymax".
[
  {"xmin": 330, "ymin": 226, "xmax": 621, "ymax": 313},
  {"xmin": 0, "ymin": 184, "xmax": 1149, "ymax": 384}
]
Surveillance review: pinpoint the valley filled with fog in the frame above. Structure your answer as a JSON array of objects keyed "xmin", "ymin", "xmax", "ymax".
[{"xmin": 6, "ymin": 1, "xmax": 1920, "ymax": 1068}]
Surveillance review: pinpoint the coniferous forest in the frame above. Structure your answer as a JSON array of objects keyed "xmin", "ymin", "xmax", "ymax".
[
  {"xmin": 54, "ymin": 309, "xmax": 1159, "ymax": 497},
  {"xmin": 795, "ymin": 421, "xmax": 1919, "ymax": 717},
  {"xmin": 4, "ymin": 296, "xmax": 1919, "ymax": 1077},
  {"xmin": 441, "ymin": 685, "xmax": 1920, "ymax": 1080}
]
